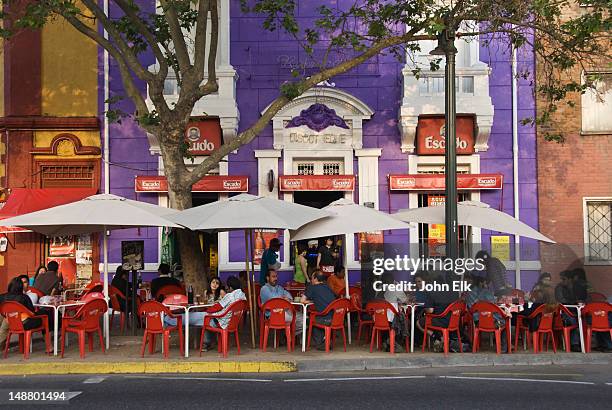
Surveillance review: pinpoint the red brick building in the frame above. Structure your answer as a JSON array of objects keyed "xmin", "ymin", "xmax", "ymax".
[{"xmin": 536, "ymin": 5, "xmax": 612, "ymax": 296}]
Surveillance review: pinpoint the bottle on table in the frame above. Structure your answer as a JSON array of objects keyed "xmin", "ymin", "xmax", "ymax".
[{"xmin": 187, "ymin": 285, "xmax": 194, "ymax": 304}]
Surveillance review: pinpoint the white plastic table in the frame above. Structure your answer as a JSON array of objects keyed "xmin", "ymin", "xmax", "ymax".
[
  {"xmin": 164, "ymin": 303, "xmax": 214, "ymax": 358},
  {"xmin": 399, "ymin": 303, "xmax": 424, "ymax": 352},
  {"xmin": 34, "ymin": 301, "xmax": 85, "ymax": 356},
  {"xmin": 564, "ymin": 304, "xmax": 585, "ymax": 353},
  {"xmin": 290, "ymin": 301, "xmax": 312, "ymax": 352}
]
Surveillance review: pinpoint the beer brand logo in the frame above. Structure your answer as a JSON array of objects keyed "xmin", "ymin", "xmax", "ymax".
[
  {"xmin": 223, "ymin": 180, "xmax": 242, "ymax": 190},
  {"xmin": 477, "ymin": 177, "xmax": 497, "ymax": 187},
  {"xmin": 141, "ymin": 180, "xmax": 161, "ymax": 189},
  {"xmin": 394, "ymin": 177, "xmax": 416, "ymax": 188},
  {"xmin": 186, "ymin": 126, "xmax": 200, "ymax": 142},
  {"xmin": 283, "ymin": 179, "xmax": 303, "ymax": 188},
  {"xmin": 332, "ymin": 179, "xmax": 352, "ymax": 189}
]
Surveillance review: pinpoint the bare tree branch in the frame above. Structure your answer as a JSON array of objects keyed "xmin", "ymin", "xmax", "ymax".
[
  {"xmin": 113, "ymin": 0, "xmax": 169, "ymax": 80},
  {"xmin": 81, "ymin": 0, "xmax": 155, "ymax": 83},
  {"xmin": 185, "ymin": 31, "xmax": 436, "ymax": 186},
  {"xmin": 159, "ymin": 0, "xmax": 192, "ymax": 74},
  {"xmin": 59, "ymin": 11, "xmax": 150, "ymax": 117},
  {"xmin": 193, "ymin": 0, "xmax": 210, "ymax": 80}
]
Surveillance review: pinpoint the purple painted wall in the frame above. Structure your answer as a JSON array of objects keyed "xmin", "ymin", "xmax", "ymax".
[{"xmin": 101, "ymin": 1, "xmax": 540, "ymax": 289}]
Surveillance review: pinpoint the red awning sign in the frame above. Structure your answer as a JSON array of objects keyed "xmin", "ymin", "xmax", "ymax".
[
  {"xmin": 135, "ymin": 175, "xmax": 248, "ymax": 193},
  {"xmin": 279, "ymin": 175, "xmax": 355, "ymax": 191},
  {"xmin": 389, "ymin": 174, "xmax": 503, "ymax": 191},
  {"xmin": 0, "ymin": 188, "xmax": 97, "ymax": 234}
]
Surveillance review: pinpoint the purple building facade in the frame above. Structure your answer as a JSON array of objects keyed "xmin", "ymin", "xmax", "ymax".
[{"xmin": 100, "ymin": 1, "xmax": 540, "ymax": 289}]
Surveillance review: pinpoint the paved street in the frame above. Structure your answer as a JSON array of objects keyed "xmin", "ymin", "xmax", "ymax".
[{"xmin": 1, "ymin": 364, "xmax": 610, "ymax": 409}]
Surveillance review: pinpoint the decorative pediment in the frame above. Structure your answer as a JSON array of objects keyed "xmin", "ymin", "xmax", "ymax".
[
  {"xmin": 30, "ymin": 133, "xmax": 101, "ymax": 156},
  {"xmin": 266, "ymin": 87, "xmax": 374, "ymax": 151}
]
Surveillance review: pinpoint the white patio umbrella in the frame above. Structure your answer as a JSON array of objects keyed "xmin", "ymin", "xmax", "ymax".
[
  {"xmin": 393, "ymin": 200, "xmax": 555, "ymax": 243},
  {"xmin": 291, "ymin": 198, "xmax": 413, "ymax": 342},
  {"xmin": 0, "ymin": 193, "xmax": 182, "ymax": 347},
  {"xmin": 169, "ymin": 193, "xmax": 331, "ymax": 348}
]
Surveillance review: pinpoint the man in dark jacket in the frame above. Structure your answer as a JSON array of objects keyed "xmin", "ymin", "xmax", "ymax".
[
  {"xmin": 301, "ymin": 271, "xmax": 337, "ymax": 350},
  {"xmin": 151, "ymin": 263, "xmax": 181, "ymax": 300},
  {"xmin": 33, "ymin": 261, "xmax": 61, "ymax": 295}
]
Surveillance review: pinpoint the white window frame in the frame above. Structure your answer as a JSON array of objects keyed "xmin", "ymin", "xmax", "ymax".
[
  {"xmin": 583, "ymin": 197, "xmax": 612, "ymax": 265},
  {"xmin": 293, "ymin": 159, "xmax": 345, "ymax": 175},
  {"xmin": 581, "ymin": 71, "xmax": 612, "ymax": 135}
]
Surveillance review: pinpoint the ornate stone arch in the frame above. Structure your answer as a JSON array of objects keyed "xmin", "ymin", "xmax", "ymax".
[{"xmin": 264, "ymin": 87, "xmax": 374, "ymax": 150}]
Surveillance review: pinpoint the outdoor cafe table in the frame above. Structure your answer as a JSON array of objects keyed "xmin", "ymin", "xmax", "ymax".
[
  {"xmin": 564, "ymin": 304, "xmax": 586, "ymax": 353},
  {"xmin": 163, "ymin": 302, "xmax": 214, "ymax": 358},
  {"xmin": 291, "ymin": 301, "xmax": 313, "ymax": 352},
  {"xmin": 398, "ymin": 303, "xmax": 424, "ymax": 353},
  {"xmin": 34, "ymin": 300, "xmax": 85, "ymax": 356}
]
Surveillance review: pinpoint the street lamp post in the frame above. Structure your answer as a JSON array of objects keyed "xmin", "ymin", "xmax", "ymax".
[{"xmin": 430, "ymin": 28, "xmax": 459, "ymax": 261}]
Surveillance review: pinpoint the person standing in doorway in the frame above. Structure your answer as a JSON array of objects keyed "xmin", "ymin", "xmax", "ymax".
[
  {"xmin": 294, "ymin": 244, "xmax": 309, "ymax": 284},
  {"xmin": 317, "ymin": 237, "xmax": 338, "ymax": 277},
  {"xmin": 259, "ymin": 238, "xmax": 281, "ymax": 285}
]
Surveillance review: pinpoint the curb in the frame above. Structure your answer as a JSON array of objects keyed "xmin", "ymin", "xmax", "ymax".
[
  {"xmin": 296, "ymin": 354, "xmax": 611, "ymax": 373},
  {"xmin": 0, "ymin": 361, "xmax": 297, "ymax": 376}
]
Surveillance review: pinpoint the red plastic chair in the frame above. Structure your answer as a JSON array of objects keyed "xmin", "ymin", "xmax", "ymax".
[
  {"xmin": 200, "ymin": 299, "xmax": 248, "ymax": 358},
  {"xmin": 307, "ymin": 298, "xmax": 351, "ymax": 353},
  {"xmin": 80, "ymin": 292, "xmax": 105, "ymax": 302},
  {"xmin": 554, "ymin": 304, "xmax": 579, "ymax": 352},
  {"xmin": 588, "ymin": 292, "xmax": 608, "ymax": 302},
  {"xmin": 469, "ymin": 302, "xmax": 511, "ymax": 354},
  {"xmin": 162, "ymin": 294, "xmax": 188, "ymax": 306},
  {"xmin": 156, "ymin": 284, "xmax": 185, "ymax": 300},
  {"xmin": 0, "ymin": 301, "xmax": 51, "ymax": 359},
  {"xmin": 260, "ymin": 298, "xmax": 296, "ymax": 352},
  {"xmin": 109, "ymin": 286, "xmax": 127, "ymax": 334},
  {"xmin": 514, "ymin": 304, "xmax": 557, "ymax": 353},
  {"xmin": 366, "ymin": 300, "xmax": 408, "ymax": 354},
  {"xmin": 582, "ymin": 302, "xmax": 612, "ymax": 353},
  {"xmin": 422, "ymin": 301, "xmax": 466, "ymax": 356},
  {"xmin": 285, "ymin": 281, "xmax": 306, "ymax": 298},
  {"xmin": 138, "ymin": 300, "xmax": 184, "ymax": 359},
  {"xmin": 60, "ymin": 299, "xmax": 107, "ymax": 358},
  {"xmin": 83, "ymin": 283, "xmax": 104, "ymax": 295},
  {"xmin": 350, "ymin": 292, "xmax": 374, "ymax": 344}
]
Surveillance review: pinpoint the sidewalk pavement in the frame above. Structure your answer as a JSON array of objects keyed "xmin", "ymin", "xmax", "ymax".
[{"xmin": 0, "ymin": 336, "xmax": 609, "ymax": 375}]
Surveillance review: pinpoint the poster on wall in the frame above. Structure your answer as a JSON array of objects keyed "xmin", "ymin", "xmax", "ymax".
[
  {"xmin": 491, "ymin": 235, "xmax": 511, "ymax": 261},
  {"xmin": 427, "ymin": 196, "xmax": 446, "ymax": 256},
  {"xmin": 253, "ymin": 230, "xmax": 282, "ymax": 266},
  {"xmin": 358, "ymin": 232, "xmax": 384, "ymax": 261},
  {"xmin": 49, "ymin": 236, "xmax": 76, "ymax": 257},
  {"xmin": 76, "ymin": 234, "xmax": 93, "ymax": 282},
  {"xmin": 121, "ymin": 240, "xmax": 145, "ymax": 271}
]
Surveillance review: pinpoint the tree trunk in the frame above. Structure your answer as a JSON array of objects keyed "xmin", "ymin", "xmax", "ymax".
[{"xmin": 162, "ymin": 135, "xmax": 209, "ymax": 296}]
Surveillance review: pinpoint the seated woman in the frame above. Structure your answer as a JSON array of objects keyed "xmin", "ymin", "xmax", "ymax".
[
  {"xmin": 205, "ymin": 277, "xmax": 225, "ymax": 304},
  {"xmin": 1, "ymin": 277, "xmax": 44, "ymax": 331}
]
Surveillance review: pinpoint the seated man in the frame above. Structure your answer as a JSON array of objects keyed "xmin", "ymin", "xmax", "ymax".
[
  {"xmin": 151, "ymin": 263, "xmax": 181, "ymax": 300},
  {"xmin": 416, "ymin": 273, "xmax": 458, "ymax": 352},
  {"xmin": 33, "ymin": 261, "xmax": 61, "ymax": 296},
  {"xmin": 111, "ymin": 266, "xmax": 131, "ymax": 312},
  {"xmin": 326, "ymin": 265, "xmax": 346, "ymax": 297},
  {"xmin": 260, "ymin": 269, "xmax": 303, "ymax": 335},
  {"xmin": 301, "ymin": 271, "xmax": 336, "ymax": 350}
]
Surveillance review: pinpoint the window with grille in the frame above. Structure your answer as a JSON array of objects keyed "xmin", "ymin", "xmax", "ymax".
[
  {"xmin": 323, "ymin": 162, "xmax": 341, "ymax": 175},
  {"xmin": 296, "ymin": 163, "xmax": 315, "ymax": 175},
  {"xmin": 294, "ymin": 160, "xmax": 343, "ymax": 175},
  {"xmin": 585, "ymin": 200, "xmax": 612, "ymax": 263},
  {"xmin": 41, "ymin": 165, "xmax": 95, "ymax": 188}
]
